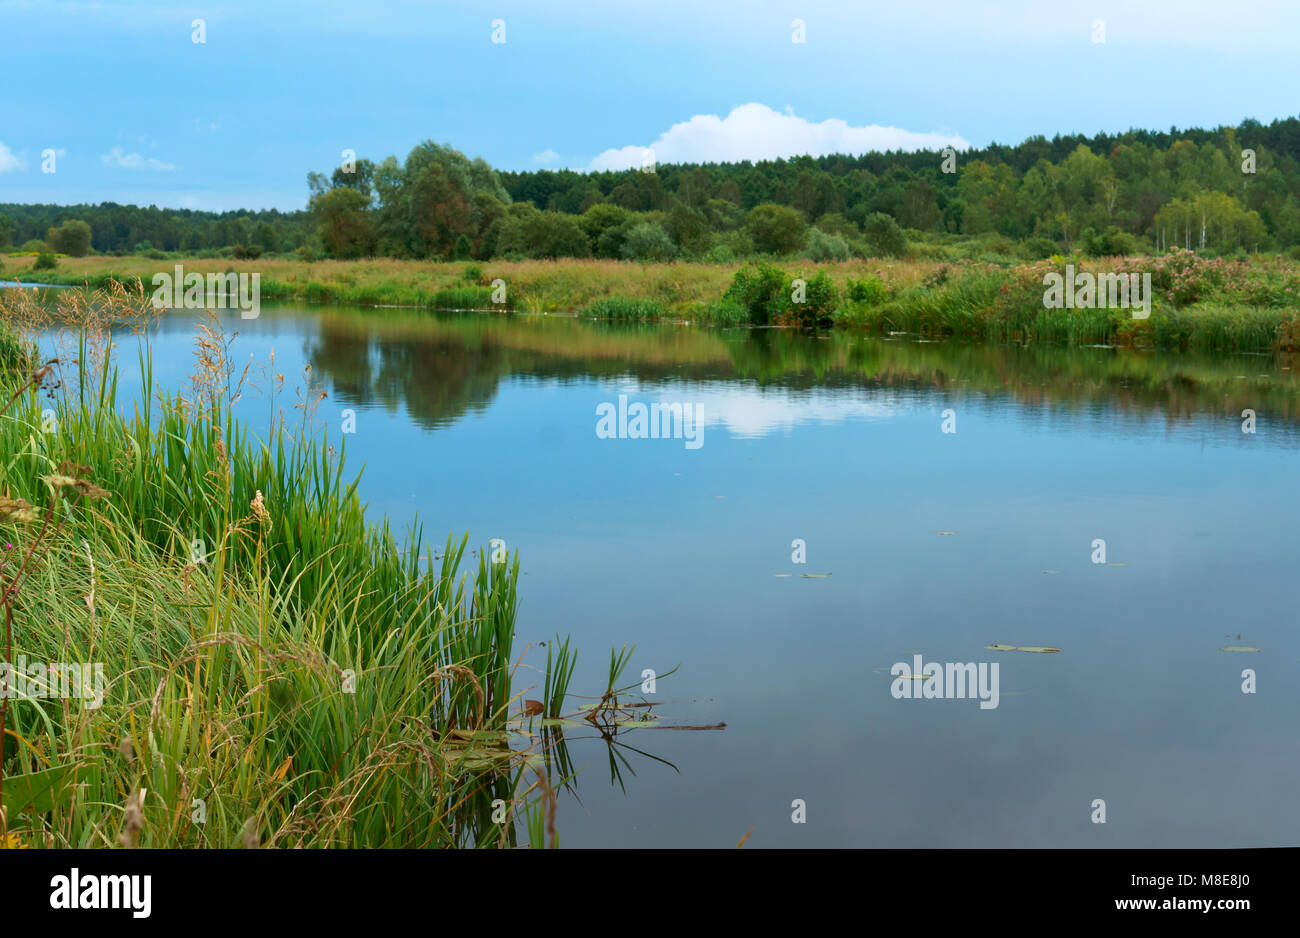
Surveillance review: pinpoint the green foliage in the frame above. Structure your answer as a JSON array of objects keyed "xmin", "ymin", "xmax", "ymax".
[
  {"xmin": 745, "ymin": 203, "xmax": 807, "ymax": 255},
  {"xmin": 46, "ymin": 219, "xmax": 92, "ymax": 257},
  {"xmin": 723, "ymin": 261, "xmax": 791, "ymax": 325},
  {"xmin": 620, "ymin": 222, "xmax": 676, "ymax": 262},
  {"xmin": 846, "ymin": 274, "xmax": 890, "ymax": 305},
  {"xmin": 1019, "ymin": 236, "xmax": 1060, "ymax": 260},
  {"xmin": 665, "ymin": 202, "xmax": 710, "ymax": 255},
  {"xmin": 788, "ymin": 270, "xmax": 839, "ymax": 330},
  {"xmin": 863, "ymin": 212, "xmax": 908, "ymax": 257},
  {"xmin": 805, "ymin": 226, "xmax": 851, "ymax": 262},
  {"xmin": 1082, "ymin": 226, "xmax": 1140, "ymax": 257},
  {"xmin": 32, "ymin": 251, "xmax": 58, "ymax": 270},
  {"xmin": 310, "ymin": 186, "xmax": 376, "ymax": 259},
  {"xmin": 0, "ymin": 322, "xmax": 32, "ymax": 371},
  {"xmin": 493, "ymin": 207, "xmax": 590, "ymax": 259}
]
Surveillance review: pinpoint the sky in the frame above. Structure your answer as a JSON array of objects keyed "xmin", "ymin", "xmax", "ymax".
[{"xmin": 1, "ymin": 0, "xmax": 1297, "ymax": 212}]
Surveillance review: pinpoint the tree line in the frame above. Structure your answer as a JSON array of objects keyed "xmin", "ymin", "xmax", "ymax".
[{"xmin": 6, "ymin": 114, "xmax": 1300, "ymax": 262}]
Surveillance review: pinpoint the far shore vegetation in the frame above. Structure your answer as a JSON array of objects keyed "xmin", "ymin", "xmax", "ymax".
[
  {"xmin": 6, "ymin": 251, "xmax": 1300, "ymax": 353},
  {"xmin": 5, "ymin": 115, "xmax": 1300, "ymax": 352}
]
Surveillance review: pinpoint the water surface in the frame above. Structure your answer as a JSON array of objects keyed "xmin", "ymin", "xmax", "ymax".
[{"xmin": 34, "ymin": 303, "xmax": 1300, "ymax": 847}]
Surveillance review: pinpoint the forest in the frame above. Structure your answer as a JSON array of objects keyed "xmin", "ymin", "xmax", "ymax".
[{"xmin": 5, "ymin": 115, "xmax": 1300, "ymax": 264}]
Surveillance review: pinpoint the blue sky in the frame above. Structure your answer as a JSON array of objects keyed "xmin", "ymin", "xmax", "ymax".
[{"xmin": 1, "ymin": 0, "xmax": 1297, "ymax": 212}]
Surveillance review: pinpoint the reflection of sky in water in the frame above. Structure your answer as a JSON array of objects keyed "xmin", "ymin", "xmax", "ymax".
[
  {"xmin": 607, "ymin": 380, "xmax": 901, "ymax": 438},
  {"xmin": 32, "ymin": 305, "xmax": 1300, "ymax": 848}
]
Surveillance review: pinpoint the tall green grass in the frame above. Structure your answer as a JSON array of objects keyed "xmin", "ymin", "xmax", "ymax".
[{"xmin": 0, "ymin": 288, "xmax": 554, "ymax": 848}]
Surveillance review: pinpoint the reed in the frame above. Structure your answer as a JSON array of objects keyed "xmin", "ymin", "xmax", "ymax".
[{"xmin": 0, "ymin": 283, "xmax": 557, "ymax": 848}]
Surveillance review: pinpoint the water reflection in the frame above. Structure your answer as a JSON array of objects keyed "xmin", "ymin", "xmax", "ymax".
[{"xmin": 28, "ymin": 302, "xmax": 1300, "ymax": 847}]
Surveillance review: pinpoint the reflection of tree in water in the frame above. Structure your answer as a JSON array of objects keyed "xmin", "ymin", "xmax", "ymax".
[
  {"xmin": 302, "ymin": 308, "xmax": 1300, "ymax": 438},
  {"xmin": 306, "ymin": 317, "xmax": 508, "ymax": 430}
]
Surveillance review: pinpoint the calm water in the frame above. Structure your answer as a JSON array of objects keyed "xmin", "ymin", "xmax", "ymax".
[{"xmin": 37, "ymin": 303, "xmax": 1300, "ymax": 847}]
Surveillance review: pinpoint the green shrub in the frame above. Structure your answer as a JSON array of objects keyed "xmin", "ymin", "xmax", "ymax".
[
  {"xmin": 705, "ymin": 243, "xmax": 736, "ymax": 264},
  {"xmin": 745, "ymin": 203, "xmax": 807, "ymax": 255},
  {"xmin": 33, "ymin": 251, "xmax": 58, "ymax": 270},
  {"xmin": 1019, "ymin": 236, "xmax": 1060, "ymax": 260},
  {"xmin": 620, "ymin": 222, "xmax": 677, "ymax": 262},
  {"xmin": 804, "ymin": 227, "xmax": 851, "ymax": 262},
  {"xmin": 863, "ymin": 212, "xmax": 908, "ymax": 257},
  {"xmin": 723, "ymin": 261, "xmax": 790, "ymax": 325},
  {"xmin": 462, "ymin": 263, "xmax": 484, "ymax": 283},
  {"xmin": 846, "ymin": 274, "xmax": 889, "ymax": 305},
  {"xmin": 787, "ymin": 270, "xmax": 839, "ymax": 330},
  {"xmin": 1085, "ymin": 226, "xmax": 1139, "ymax": 257},
  {"xmin": 46, "ymin": 219, "xmax": 92, "ymax": 257}
]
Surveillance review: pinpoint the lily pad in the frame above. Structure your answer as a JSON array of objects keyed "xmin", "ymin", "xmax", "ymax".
[
  {"xmin": 801, "ymin": 573, "xmax": 831, "ymax": 578},
  {"xmin": 773, "ymin": 573, "xmax": 792, "ymax": 578},
  {"xmin": 985, "ymin": 643, "xmax": 1018, "ymax": 651},
  {"xmin": 1015, "ymin": 646, "xmax": 1062, "ymax": 654},
  {"xmin": 1220, "ymin": 646, "xmax": 1261, "ymax": 652},
  {"xmin": 936, "ymin": 531, "xmax": 958, "ymax": 536}
]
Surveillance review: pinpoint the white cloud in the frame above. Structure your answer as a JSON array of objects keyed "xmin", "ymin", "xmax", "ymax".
[
  {"xmin": 101, "ymin": 146, "xmax": 176, "ymax": 171},
  {"xmin": 0, "ymin": 142, "xmax": 25, "ymax": 173},
  {"xmin": 588, "ymin": 103, "xmax": 970, "ymax": 171},
  {"xmin": 532, "ymin": 148, "xmax": 560, "ymax": 165}
]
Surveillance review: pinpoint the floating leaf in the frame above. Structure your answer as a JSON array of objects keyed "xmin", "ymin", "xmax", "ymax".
[
  {"xmin": 936, "ymin": 531, "xmax": 958, "ymax": 536},
  {"xmin": 1106, "ymin": 562, "xmax": 1129, "ymax": 567},
  {"xmin": 801, "ymin": 573, "xmax": 831, "ymax": 578},
  {"xmin": 1015, "ymin": 646, "xmax": 1062, "ymax": 654},
  {"xmin": 773, "ymin": 573, "xmax": 792, "ymax": 578},
  {"xmin": 1042, "ymin": 570, "xmax": 1061, "ymax": 575},
  {"xmin": 522, "ymin": 699, "xmax": 544, "ymax": 717},
  {"xmin": 985, "ymin": 643, "xmax": 1018, "ymax": 651},
  {"xmin": 1220, "ymin": 646, "xmax": 1260, "ymax": 652}
]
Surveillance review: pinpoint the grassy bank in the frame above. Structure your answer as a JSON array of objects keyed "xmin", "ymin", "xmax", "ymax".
[
  {"xmin": 6, "ymin": 251, "xmax": 1300, "ymax": 351},
  {"xmin": 0, "ymin": 285, "xmax": 567, "ymax": 848}
]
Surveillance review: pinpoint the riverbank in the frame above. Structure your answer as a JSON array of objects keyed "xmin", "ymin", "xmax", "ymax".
[
  {"xmin": 0, "ymin": 285, "xmax": 556, "ymax": 848},
  {"xmin": 5, "ymin": 251, "xmax": 1300, "ymax": 351}
]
